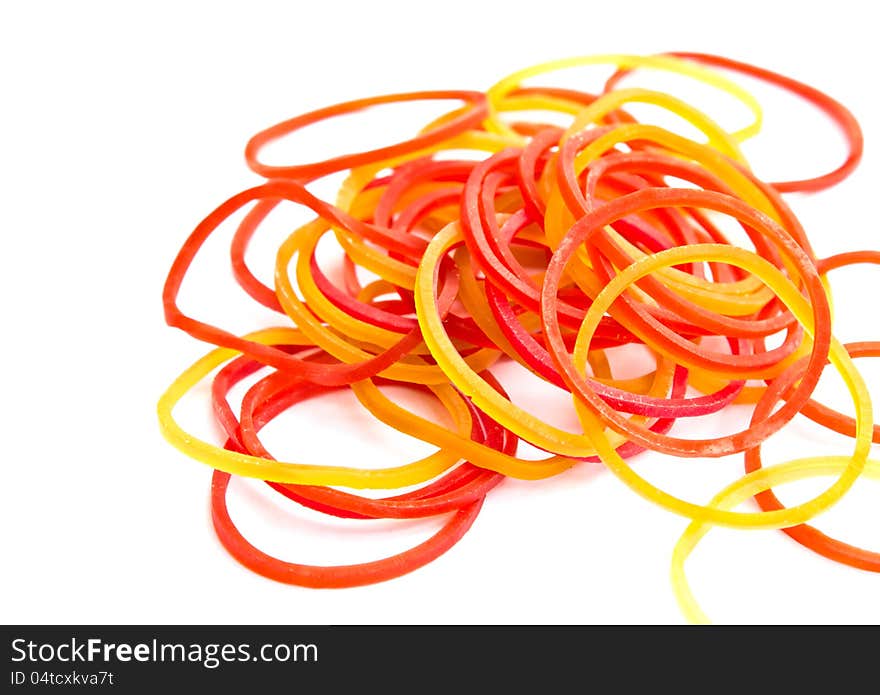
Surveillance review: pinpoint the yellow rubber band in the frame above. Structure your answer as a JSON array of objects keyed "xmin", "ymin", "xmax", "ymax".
[
  {"xmin": 671, "ymin": 456, "xmax": 880, "ymax": 623},
  {"xmin": 485, "ymin": 54, "xmax": 763, "ymax": 143},
  {"xmin": 157, "ymin": 329, "xmax": 482, "ymax": 488},
  {"xmin": 572, "ymin": 244, "xmax": 871, "ymax": 527}
]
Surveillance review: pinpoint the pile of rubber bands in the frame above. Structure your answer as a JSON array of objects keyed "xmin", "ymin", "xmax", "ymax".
[{"xmin": 158, "ymin": 53, "xmax": 879, "ymax": 623}]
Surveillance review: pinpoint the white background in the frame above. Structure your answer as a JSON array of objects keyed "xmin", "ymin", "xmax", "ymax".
[{"xmin": 2, "ymin": 0, "xmax": 878, "ymax": 625}]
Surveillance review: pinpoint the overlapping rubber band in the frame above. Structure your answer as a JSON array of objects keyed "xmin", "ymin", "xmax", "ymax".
[{"xmin": 158, "ymin": 52, "xmax": 875, "ymax": 622}]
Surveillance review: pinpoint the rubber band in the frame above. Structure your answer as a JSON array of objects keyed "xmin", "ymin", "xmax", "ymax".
[
  {"xmin": 671, "ymin": 456, "xmax": 880, "ymax": 623},
  {"xmin": 561, "ymin": 243, "xmax": 870, "ymax": 525},
  {"xmin": 229, "ymin": 363, "xmax": 506, "ymax": 515},
  {"xmin": 484, "ymin": 54, "xmax": 763, "ymax": 143},
  {"xmin": 642, "ymin": 53, "xmax": 862, "ymax": 193},
  {"xmin": 210, "ymin": 352, "xmax": 502, "ymax": 519},
  {"xmin": 245, "ymin": 91, "xmax": 488, "ymax": 182},
  {"xmin": 159, "ymin": 329, "xmax": 487, "ymax": 487}
]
